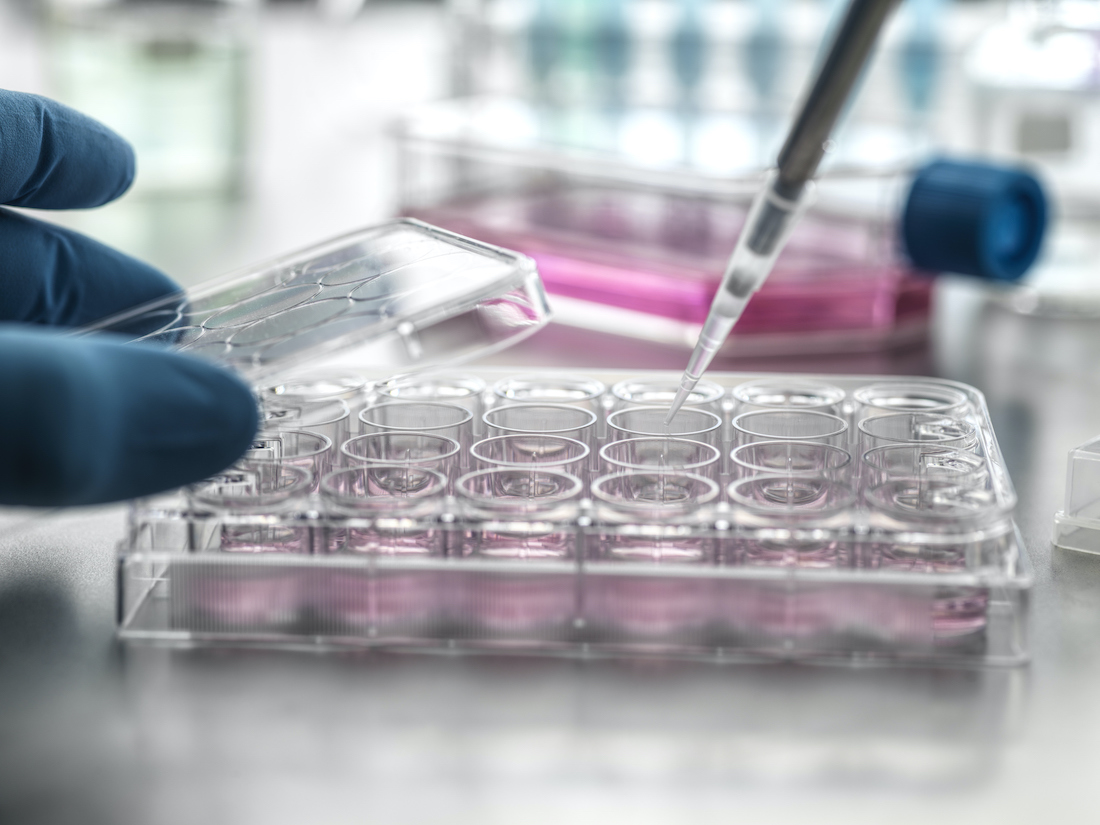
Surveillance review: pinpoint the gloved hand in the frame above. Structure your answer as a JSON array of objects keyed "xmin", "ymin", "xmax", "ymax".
[{"xmin": 0, "ymin": 89, "xmax": 258, "ymax": 506}]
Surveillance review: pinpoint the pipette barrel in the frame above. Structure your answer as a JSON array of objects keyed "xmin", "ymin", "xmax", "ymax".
[
  {"xmin": 665, "ymin": 173, "xmax": 812, "ymax": 423},
  {"xmin": 667, "ymin": 0, "xmax": 902, "ymax": 423}
]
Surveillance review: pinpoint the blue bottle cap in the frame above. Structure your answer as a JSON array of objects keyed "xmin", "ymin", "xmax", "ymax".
[{"xmin": 901, "ymin": 158, "xmax": 1048, "ymax": 282}]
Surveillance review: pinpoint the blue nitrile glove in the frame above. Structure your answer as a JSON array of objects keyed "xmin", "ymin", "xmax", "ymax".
[{"xmin": 0, "ymin": 90, "xmax": 258, "ymax": 506}]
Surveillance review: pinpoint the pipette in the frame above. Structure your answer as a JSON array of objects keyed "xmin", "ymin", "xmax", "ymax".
[{"xmin": 666, "ymin": 0, "xmax": 902, "ymax": 423}]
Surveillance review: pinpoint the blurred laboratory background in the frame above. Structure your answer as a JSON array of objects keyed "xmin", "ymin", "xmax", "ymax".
[
  {"xmin": 3, "ymin": 0, "xmax": 1100, "ymax": 371},
  {"xmin": 8, "ymin": 4, "xmax": 1100, "ymax": 824}
]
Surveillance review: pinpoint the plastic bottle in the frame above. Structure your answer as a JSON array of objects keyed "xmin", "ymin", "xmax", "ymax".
[{"xmin": 467, "ymin": 157, "xmax": 1049, "ymax": 344}]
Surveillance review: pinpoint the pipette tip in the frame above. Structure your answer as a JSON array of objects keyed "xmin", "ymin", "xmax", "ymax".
[{"xmin": 665, "ymin": 377, "xmax": 698, "ymax": 424}]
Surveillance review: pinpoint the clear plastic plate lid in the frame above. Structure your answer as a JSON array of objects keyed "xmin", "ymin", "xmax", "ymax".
[{"xmin": 83, "ymin": 219, "xmax": 550, "ymax": 381}]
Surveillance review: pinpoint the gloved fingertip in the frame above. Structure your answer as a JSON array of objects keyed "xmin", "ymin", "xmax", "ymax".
[
  {"xmin": 190, "ymin": 364, "xmax": 261, "ymax": 480},
  {"xmin": 0, "ymin": 329, "xmax": 260, "ymax": 506},
  {"xmin": 0, "ymin": 91, "xmax": 139, "ymax": 209},
  {"xmin": 114, "ymin": 351, "xmax": 260, "ymax": 500},
  {"xmin": 103, "ymin": 136, "xmax": 136, "ymax": 203}
]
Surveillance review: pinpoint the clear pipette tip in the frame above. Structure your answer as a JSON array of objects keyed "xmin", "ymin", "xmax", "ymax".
[
  {"xmin": 665, "ymin": 373, "xmax": 701, "ymax": 424},
  {"xmin": 665, "ymin": 301, "xmax": 740, "ymax": 424}
]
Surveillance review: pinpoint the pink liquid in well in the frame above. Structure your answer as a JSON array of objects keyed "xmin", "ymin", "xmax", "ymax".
[
  {"xmin": 710, "ymin": 581, "xmax": 936, "ymax": 647},
  {"xmin": 179, "ymin": 527, "xmax": 310, "ymax": 630},
  {"xmin": 584, "ymin": 575, "xmax": 712, "ymax": 640},
  {"xmin": 597, "ymin": 534, "xmax": 714, "ymax": 564},
  {"xmin": 308, "ymin": 569, "xmax": 371, "ymax": 629},
  {"xmin": 868, "ymin": 543, "xmax": 969, "ymax": 574},
  {"xmin": 458, "ymin": 527, "xmax": 577, "ymax": 560},
  {"xmin": 328, "ymin": 525, "xmax": 443, "ymax": 556},
  {"xmin": 317, "ymin": 527, "xmax": 445, "ymax": 633},
  {"xmin": 219, "ymin": 525, "xmax": 311, "ymax": 554},
  {"xmin": 931, "ymin": 588, "xmax": 989, "ymax": 638},
  {"xmin": 171, "ymin": 565, "xmax": 302, "ymax": 631},
  {"xmin": 303, "ymin": 565, "xmax": 444, "ymax": 636},
  {"xmin": 710, "ymin": 578, "xmax": 987, "ymax": 649},
  {"xmin": 737, "ymin": 538, "xmax": 849, "ymax": 569},
  {"xmin": 855, "ymin": 543, "xmax": 986, "ymax": 638},
  {"xmin": 446, "ymin": 570, "xmax": 577, "ymax": 636},
  {"xmin": 374, "ymin": 569, "xmax": 444, "ymax": 632},
  {"xmin": 449, "ymin": 527, "xmax": 578, "ymax": 636}
]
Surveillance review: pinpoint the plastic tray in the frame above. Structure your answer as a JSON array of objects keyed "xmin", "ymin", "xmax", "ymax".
[
  {"xmin": 117, "ymin": 368, "xmax": 1031, "ymax": 667},
  {"xmin": 1053, "ymin": 434, "xmax": 1100, "ymax": 554}
]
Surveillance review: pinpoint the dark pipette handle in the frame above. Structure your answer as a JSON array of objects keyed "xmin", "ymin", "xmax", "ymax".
[{"xmin": 666, "ymin": 0, "xmax": 902, "ymax": 422}]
